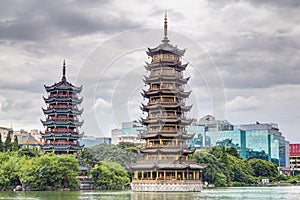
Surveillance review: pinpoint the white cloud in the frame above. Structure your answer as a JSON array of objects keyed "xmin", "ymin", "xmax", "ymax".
[{"xmin": 226, "ymin": 96, "xmax": 261, "ymax": 111}]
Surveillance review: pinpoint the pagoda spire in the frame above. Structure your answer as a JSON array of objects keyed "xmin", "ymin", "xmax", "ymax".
[
  {"xmin": 162, "ymin": 12, "xmax": 169, "ymax": 43},
  {"xmin": 62, "ymin": 60, "xmax": 66, "ymax": 82}
]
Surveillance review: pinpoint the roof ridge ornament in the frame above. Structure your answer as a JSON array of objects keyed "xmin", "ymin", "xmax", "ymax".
[
  {"xmin": 162, "ymin": 12, "xmax": 169, "ymax": 44},
  {"xmin": 62, "ymin": 59, "xmax": 66, "ymax": 82}
]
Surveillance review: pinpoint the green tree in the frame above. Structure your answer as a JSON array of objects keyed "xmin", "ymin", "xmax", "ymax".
[
  {"xmin": 117, "ymin": 142, "xmax": 141, "ymax": 153},
  {"xmin": 12, "ymin": 136, "xmax": 19, "ymax": 151},
  {"xmin": 248, "ymin": 159, "xmax": 278, "ymax": 178},
  {"xmin": 86, "ymin": 144, "xmax": 139, "ymax": 169},
  {"xmin": 226, "ymin": 146, "xmax": 240, "ymax": 158},
  {"xmin": 215, "ymin": 172, "xmax": 227, "ymax": 187},
  {"xmin": 4, "ymin": 131, "xmax": 12, "ymax": 152},
  {"xmin": 0, "ymin": 134, "xmax": 3, "ymax": 152},
  {"xmin": 18, "ymin": 147, "xmax": 41, "ymax": 158},
  {"xmin": 19, "ymin": 153, "xmax": 79, "ymax": 190},
  {"xmin": 0, "ymin": 152, "xmax": 22, "ymax": 189},
  {"xmin": 91, "ymin": 161, "xmax": 130, "ymax": 190}
]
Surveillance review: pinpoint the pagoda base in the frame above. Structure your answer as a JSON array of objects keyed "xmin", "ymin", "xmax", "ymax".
[{"xmin": 131, "ymin": 180, "xmax": 202, "ymax": 192}]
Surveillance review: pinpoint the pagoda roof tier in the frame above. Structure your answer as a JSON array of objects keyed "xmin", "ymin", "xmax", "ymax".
[
  {"xmin": 42, "ymin": 132, "xmax": 84, "ymax": 139},
  {"xmin": 41, "ymin": 144, "xmax": 84, "ymax": 150},
  {"xmin": 43, "ymin": 96, "xmax": 83, "ymax": 104},
  {"xmin": 141, "ymin": 117, "xmax": 193, "ymax": 126},
  {"xmin": 145, "ymin": 62, "xmax": 188, "ymax": 71},
  {"xmin": 147, "ymin": 42, "xmax": 185, "ymax": 57},
  {"xmin": 131, "ymin": 160, "xmax": 207, "ymax": 170},
  {"xmin": 42, "ymin": 108, "xmax": 83, "ymax": 115},
  {"xmin": 142, "ymin": 89, "xmax": 191, "ymax": 98},
  {"xmin": 140, "ymin": 147, "xmax": 196, "ymax": 155},
  {"xmin": 140, "ymin": 132, "xmax": 195, "ymax": 139},
  {"xmin": 44, "ymin": 80, "xmax": 82, "ymax": 93},
  {"xmin": 143, "ymin": 76, "xmax": 190, "ymax": 85},
  {"xmin": 41, "ymin": 119, "xmax": 84, "ymax": 127},
  {"xmin": 141, "ymin": 103, "xmax": 192, "ymax": 112}
]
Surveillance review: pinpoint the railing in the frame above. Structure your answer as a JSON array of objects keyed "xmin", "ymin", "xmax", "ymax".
[
  {"xmin": 132, "ymin": 179, "xmax": 201, "ymax": 184},
  {"xmin": 49, "ymin": 94, "xmax": 78, "ymax": 98},
  {"xmin": 44, "ymin": 141, "xmax": 79, "ymax": 145},
  {"xmin": 48, "ymin": 116, "xmax": 77, "ymax": 120},
  {"xmin": 46, "ymin": 128, "xmax": 77, "ymax": 132},
  {"xmin": 146, "ymin": 144, "xmax": 188, "ymax": 149}
]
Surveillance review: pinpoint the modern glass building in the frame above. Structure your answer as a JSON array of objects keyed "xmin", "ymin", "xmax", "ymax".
[
  {"xmin": 111, "ymin": 120, "xmax": 145, "ymax": 144},
  {"xmin": 187, "ymin": 115, "xmax": 290, "ymax": 167}
]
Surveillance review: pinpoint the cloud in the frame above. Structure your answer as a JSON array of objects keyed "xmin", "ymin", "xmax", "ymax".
[
  {"xmin": 0, "ymin": 0, "xmax": 141, "ymax": 42},
  {"xmin": 0, "ymin": 0, "xmax": 300, "ymax": 143},
  {"xmin": 226, "ymin": 96, "xmax": 261, "ymax": 111}
]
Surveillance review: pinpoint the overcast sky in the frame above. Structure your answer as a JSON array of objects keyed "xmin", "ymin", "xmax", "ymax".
[{"xmin": 0, "ymin": 0, "xmax": 300, "ymax": 142}]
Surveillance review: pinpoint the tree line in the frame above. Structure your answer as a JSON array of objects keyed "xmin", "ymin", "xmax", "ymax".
[
  {"xmin": 189, "ymin": 146, "xmax": 299, "ymax": 186},
  {"xmin": 1, "ymin": 141, "xmax": 299, "ymax": 191}
]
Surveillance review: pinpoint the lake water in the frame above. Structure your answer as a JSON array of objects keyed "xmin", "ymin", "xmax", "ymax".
[{"xmin": 0, "ymin": 186, "xmax": 300, "ymax": 200}]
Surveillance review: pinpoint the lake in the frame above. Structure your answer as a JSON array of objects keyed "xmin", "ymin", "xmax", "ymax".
[{"xmin": 0, "ymin": 186, "xmax": 299, "ymax": 199}]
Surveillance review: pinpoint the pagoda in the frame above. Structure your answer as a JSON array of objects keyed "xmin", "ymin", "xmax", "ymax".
[
  {"xmin": 131, "ymin": 15, "xmax": 206, "ymax": 192},
  {"xmin": 41, "ymin": 61, "xmax": 84, "ymax": 154}
]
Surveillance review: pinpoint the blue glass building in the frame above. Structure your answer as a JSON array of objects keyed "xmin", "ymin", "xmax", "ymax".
[{"xmin": 187, "ymin": 115, "xmax": 290, "ymax": 167}]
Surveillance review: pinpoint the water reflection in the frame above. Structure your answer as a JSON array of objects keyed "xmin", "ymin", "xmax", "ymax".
[
  {"xmin": 1, "ymin": 187, "xmax": 300, "ymax": 200},
  {"xmin": 131, "ymin": 192, "xmax": 199, "ymax": 200}
]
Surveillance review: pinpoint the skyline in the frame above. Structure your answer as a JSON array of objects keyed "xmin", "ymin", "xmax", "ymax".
[{"xmin": 0, "ymin": 0, "xmax": 299, "ymax": 142}]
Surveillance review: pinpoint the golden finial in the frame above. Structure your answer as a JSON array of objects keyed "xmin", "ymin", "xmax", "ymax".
[
  {"xmin": 162, "ymin": 11, "xmax": 169, "ymax": 43},
  {"xmin": 164, "ymin": 12, "xmax": 168, "ymax": 40}
]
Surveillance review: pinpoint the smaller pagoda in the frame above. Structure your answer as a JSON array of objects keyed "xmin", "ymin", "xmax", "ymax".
[{"xmin": 41, "ymin": 61, "xmax": 84, "ymax": 154}]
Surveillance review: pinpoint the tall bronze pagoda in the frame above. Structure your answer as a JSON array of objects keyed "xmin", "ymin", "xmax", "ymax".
[
  {"xmin": 131, "ymin": 15, "xmax": 206, "ymax": 192},
  {"xmin": 41, "ymin": 61, "xmax": 84, "ymax": 154}
]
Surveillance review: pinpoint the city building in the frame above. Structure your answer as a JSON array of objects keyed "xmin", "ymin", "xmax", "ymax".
[
  {"xmin": 80, "ymin": 135, "xmax": 111, "ymax": 147},
  {"xmin": 1, "ymin": 127, "xmax": 43, "ymax": 148},
  {"xmin": 290, "ymin": 144, "xmax": 300, "ymax": 171},
  {"xmin": 30, "ymin": 129, "xmax": 42, "ymax": 142},
  {"xmin": 131, "ymin": 15, "xmax": 206, "ymax": 192},
  {"xmin": 238, "ymin": 123, "xmax": 289, "ymax": 167},
  {"xmin": 111, "ymin": 128, "xmax": 122, "ymax": 144},
  {"xmin": 187, "ymin": 115, "xmax": 290, "ymax": 167},
  {"xmin": 19, "ymin": 134, "xmax": 41, "ymax": 148},
  {"xmin": 111, "ymin": 121, "xmax": 145, "ymax": 144},
  {"xmin": 41, "ymin": 61, "xmax": 84, "ymax": 154}
]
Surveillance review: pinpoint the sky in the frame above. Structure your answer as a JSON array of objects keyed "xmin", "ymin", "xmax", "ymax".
[{"xmin": 0, "ymin": 0, "xmax": 300, "ymax": 142}]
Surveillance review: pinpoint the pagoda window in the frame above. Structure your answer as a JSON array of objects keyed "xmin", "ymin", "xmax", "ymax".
[
  {"xmin": 148, "ymin": 125, "xmax": 160, "ymax": 131},
  {"xmin": 150, "ymin": 68, "xmax": 161, "ymax": 76},
  {"xmin": 162, "ymin": 124, "xmax": 176, "ymax": 132},
  {"xmin": 149, "ymin": 96, "xmax": 160, "ymax": 104},
  {"xmin": 149, "ymin": 110, "xmax": 160, "ymax": 117},
  {"xmin": 161, "ymin": 96, "xmax": 176, "ymax": 103},
  {"xmin": 161, "ymin": 82, "xmax": 175, "ymax": 89},
  {"xmin": 161, "ymin": 110, "xmax": 176, "ymax": 118},
  {"xmin": 161, "ymin": 67, "xmax": 174, "ymax": 76},
  {"xmin": 150, "ymin": 83, "xmax": 160, "ymax": 90}
]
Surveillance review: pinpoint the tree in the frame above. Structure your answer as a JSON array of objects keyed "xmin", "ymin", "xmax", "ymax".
[
  {"xmin": 12, "ymin": 136, "xmax": 19, "ymax": 151},
  {"xmin": 91, "ymin": 161, "xmax": 130, "ymax": 190},
  {"xmin": 4, "ymin": 130, "xmax": 12, "ymax": 152},
  {"xmin": 85, "ymin": 144, "xmax": 139, "ymax": 169},
  {"xmin": 117, "ymin": 142, "xmax": 141, "ymax": 153},
  {"xmin": 18, "ymin": 147, "xmax": 41, "ymax": 158},
  {"xmin": 248, "ymin": 159, "xmax": 278, "ymax": 178},
  {"xmin": 0, "ymin": 152, "xmax": 22, "ymax": 189},
  {"xmin": 0, "ymin": 134, "xmax": 3, "ymax": 152},
  {"xmin": 19, "ymin": 153, "xmax": 80, "ymax": 190},
  {"xmin": 226, "ymin": 146, "xmax": 240, "ymax": 158}
]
